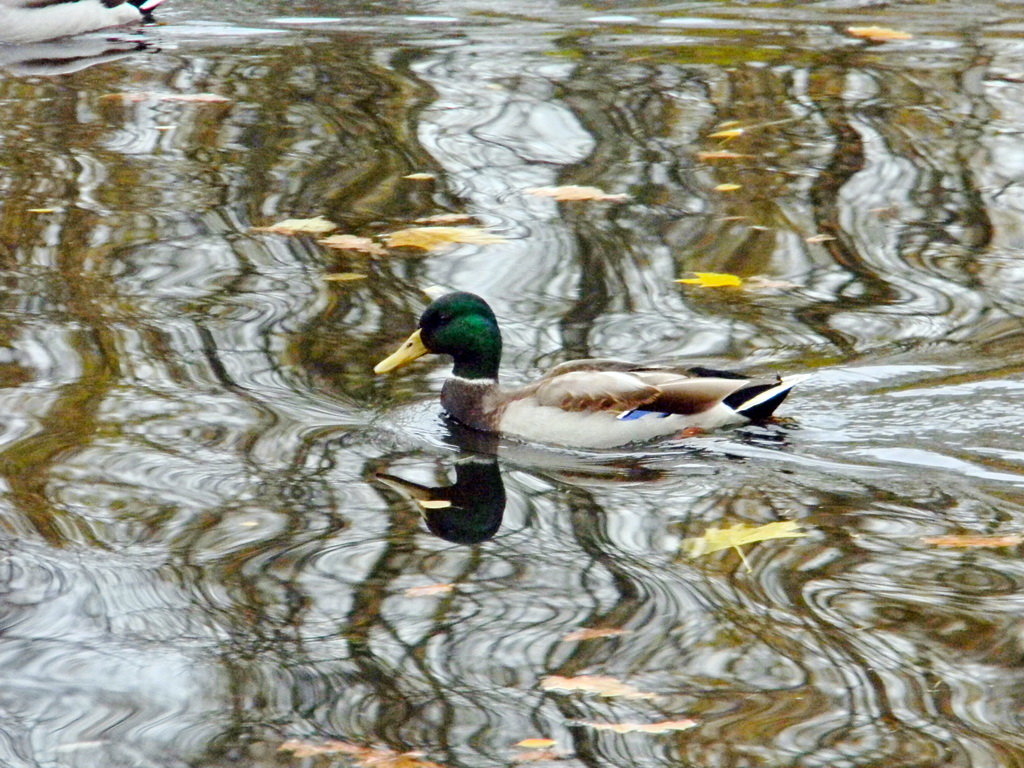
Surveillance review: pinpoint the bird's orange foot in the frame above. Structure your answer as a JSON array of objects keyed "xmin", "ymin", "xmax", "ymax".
[{"xmin": 677, "ymin": 426, "xmax": 707, "ymax": 438}]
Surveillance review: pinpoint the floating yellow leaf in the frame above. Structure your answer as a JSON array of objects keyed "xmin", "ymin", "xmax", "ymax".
[
  {"xmin": 323, "ymin": 273, "xmax": 367, "ymax": 282},
  {"xmin": 922, "ymin": 534, "xmax": 1023, "ymax": 548},
  {"xmin": 279, "ymin": 740, "xmax": 444, "ymax": 768},
  {"xmin": 713, "ymin": 183, "xmax": 742, "ymax": 192},
  {"xmin": 540, "ymin": 675, "xmax": 654, "ymax": 700},
  {"xmin": 581, "ymin": 719, "xmax": 697, "ymax": 734},
  {"xmin": 675, "ymin": 272, "xmax": 743, "ymax": 287},
  {"xmin": 515, "ymin": 739, "xmax": 557, "ymax": 749},
  {"xmin": 26, "ymin": 208, "xmax": 56, "ymax": 213},
  {"xmin": 254, "ymin": 216, "xmax": 338, "ymax": 236},
  {"xmin": 684, "ymin": 520, "xmax": 806, "ymax": 571},
  {"xmin": 561, "ymin": 627, "xmax": 628, "ymax": 642},
  {"xmin": 696, "ymin": 151, "xmax": 750, "ymax": 161},
  {"xmin": 708, "ymin": 128, "xmax": 744, "ymax": 140},
  {"xmin": 405, "ymin": 583, "xmax": 456, "ymax": 597},
  {"xmin": 318, "ymin": 234, "xmax": 387, "ymax": 255},
  {"xmin": 525, "ymin": 186, "xmax": 630, "ymax": 202},
  {"xmin": 404, "ymin": 172, "xmax": 436, "ymax": 180},
  {"xmin": 847, "ymin": 25, "xmax": 913, "ymax": 41},
  {"xmin": 805, "ymin": 234, "xmax": 836, "ymax": 243},
  {"xmin": 384, "ymin": 226, "xmax": 506, "ymax": 251}
]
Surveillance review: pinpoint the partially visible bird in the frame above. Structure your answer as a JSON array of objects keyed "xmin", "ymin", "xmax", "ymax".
[
  {"xmin": 0, "ymin": 0, "xmax": 167, "ymax": 44},
  {"xmin": 374, "ymin": 291, "xmax": 810, "ymax": 449}
]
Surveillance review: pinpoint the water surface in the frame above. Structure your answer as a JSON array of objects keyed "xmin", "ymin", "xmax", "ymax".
[{"xmin": 2, "ymin": 1, "xmax": 1024, "ymax": 766}]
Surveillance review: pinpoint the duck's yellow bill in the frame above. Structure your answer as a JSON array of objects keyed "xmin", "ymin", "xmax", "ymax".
[{"xmin": 374, "ymin": 329, "xmax": 428, "ymax": 374}]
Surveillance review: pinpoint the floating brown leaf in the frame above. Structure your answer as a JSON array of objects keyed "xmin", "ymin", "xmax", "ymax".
[
  {"xmin": 279, "ymin": 739, "xmax": 354, "ymax": 758},
  {"xmin": 254, "ymin": 216, "xmax": 338, "ymax": 236},
  {"xmin": 525, "ymin": 186, "xmax": 630, "ymax": 202},
  {"xmin": 847, "ymin": 25, "xmax": 913, "ymax": 41},
  {"xmin": 105, "ymin": 91, "xmax": 231, "ymax": 103},
  {"xmin": 384, "ymin": 226, "xmax": 506, "ymax": 251},
  {"xmin": 581, "ymin": 719, "xmax": 697, "ymax": 734},
  {"xmin": 683, "ymin": 520, "xmax": 806, "ymax": 571},
  {"xmin": 161, "ymin": 93, "xmax": 232, "ymax": 103},
  {"xmin": 404, "ymin": 583, "xmax": 456, "ymax": 597},
  {"xmin": 743, "ymin": 276, "xmax": 799, "ymax": 291},
  {"xmin": 696, "ymin": 151, "xmax": 751, "ymax": 161},
  {"xmin": 279, "ymin": 740, "xmax": 444, "ymax": 768},
  {"xmin": 922, "ymin": 534, "xmax": 1024, "ymax": 548},
  {"xmin": 675, "ymin": 272, "xmax": 743, "ymax": 288},
  {"xmin": 561, "ymin": 628, "xmax": 628, "ymax": 642},
  {"xmin": 708, "ymin": 128, "xmax": 744, "ymax": 140},
  {"xmin": 318, "ymin": 234, "xmax": 387, "ymax": 255},
  {"xmin": 540, "ymin": 675, "xmax": 654, "ymax": 700},
  {"xmin": 415, "ymin": 213, "xmax": 478, "ymax": 225}
]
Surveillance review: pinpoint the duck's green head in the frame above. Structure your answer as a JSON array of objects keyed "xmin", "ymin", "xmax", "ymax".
[{"xmin": 374, "ymin": 292, "xmax": 502, "ymax": 380}]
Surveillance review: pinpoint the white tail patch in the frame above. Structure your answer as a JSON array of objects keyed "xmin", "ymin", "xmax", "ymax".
[{"xmin": 737, "ymin": 374, "xmax": 812, "ymax": 413}]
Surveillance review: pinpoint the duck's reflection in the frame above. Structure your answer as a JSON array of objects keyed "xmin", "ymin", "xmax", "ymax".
[
  {"xmin": 376, "ymin": 453, "xmax": 505, "ymax": 545},
  {"xmin": 0, "ymin": 37, "xmax": 153, "ymax": 76},
  {"xmin": 372, "ymin": 419, "xmax": 505, "ymax": 544}
]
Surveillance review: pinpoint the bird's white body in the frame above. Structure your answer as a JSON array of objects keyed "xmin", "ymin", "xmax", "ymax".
[
  {"xmin": 0, "ymin": 0, "xmax": 160, "ymax": 44},
  {"xmin": 498, "ymin": 374, "xmax": 812, "ymax": 449}
]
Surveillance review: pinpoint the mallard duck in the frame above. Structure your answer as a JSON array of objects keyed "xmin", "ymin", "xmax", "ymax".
[
  {"xmin": 1, "ymin": 0, "xmax": 166, "ymax": 44},
  {"xmin": 374, "ymin": 291, "xmax": 810, "ymax": 449}
]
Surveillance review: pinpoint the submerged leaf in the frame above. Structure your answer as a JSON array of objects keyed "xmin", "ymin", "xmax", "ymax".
[
  {"xmin": 318, "ymin": 234, "xmax": 388, "ymax": 255},
  {"xmin": 540, "ymin": 675, "xmax": 655, "ymax": 700},
  {"xmin": 581, "ymin": 719, "xmax": 697, "ymax": 734},
  {"xmin": 525, "ymin": 185, "xmax": 630, "ymax": 202},
  {"xmin": 922, "ymin": 534, "xmax": 1023, "ymax": 548},
  {"xmin": 384, "ymin": 226, "xmax": 506, "ymax": 251},
  {"xmin": 323, "ymin": 273, "xmax": 368, "ymax": 282},
  {"xmin": 684, "ymin": 520, "xmax": 806, "ymax": 571},
  {"xmin": 847, "ymin": 25, "xmax": 913, "ymax": 41},
  {"xmin": 675, "ymin": 272, "xmax": 743, "ymax": 287},
  {"xmin": 254, "ymin": 216, "xmax": 338, "ymax": 236}
]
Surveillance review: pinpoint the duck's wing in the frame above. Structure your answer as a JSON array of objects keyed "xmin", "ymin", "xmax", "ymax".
[
  {"xmin": 529, "ymin": 370, "xmax": 662, "ymax": 412},
  {"xmin": 635, "ymin": 371, "xmax": 775, "ymax": 415},
  {"xmin": 531, "ymin": 359, "xmax": 806, "ymax": 420}
]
